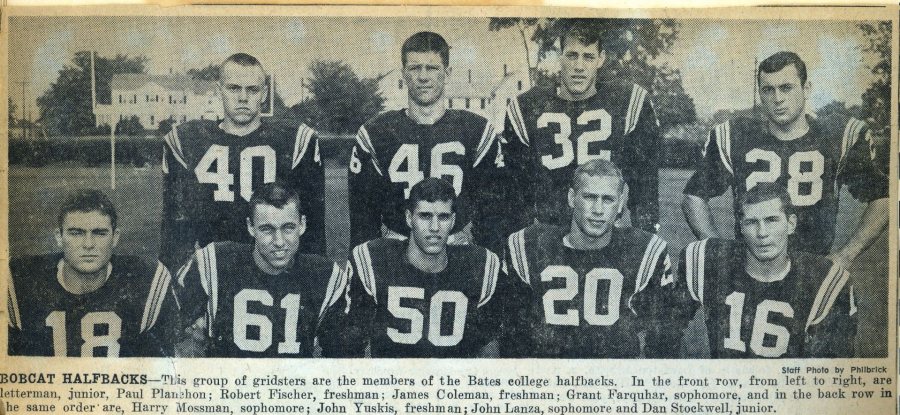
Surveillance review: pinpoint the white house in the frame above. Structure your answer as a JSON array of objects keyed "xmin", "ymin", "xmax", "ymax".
[{"xmin": 94, "ymin": 73, "xmax": 222, "ymax": 128}]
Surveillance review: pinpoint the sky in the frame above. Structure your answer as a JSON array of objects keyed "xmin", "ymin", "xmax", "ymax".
[{"xmin": 8, "ymin": 16, "xmax": 883, "ymax": 119}]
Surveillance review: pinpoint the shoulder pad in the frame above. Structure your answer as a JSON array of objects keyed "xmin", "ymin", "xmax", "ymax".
[
  {"xmin": 683, "ymin": 238, "xmax": 711, "ymax": 304},
  {"xmin": 507, "ymin": 228, "xmax": 532, "ymax": 285},
  {"xmin": 318, "ymin": 261, "xmax": 349, "ymax": 322},
  {"xmin": 478, "ymin": 249, "xmax": 501, "ymax": 308},
  {"xmin": 350, "ymin": 241, "xmax": 380, "ymax": 302},
  {"xmin": 805, "ymin": 259, "xmax": 851, "ymax": 330},
  {"xmin": 624, "ymin": 83, "xmax": 651, "ymax": 136},
  {"xmin": 140, "ymin": 261, "xmax": 173, "ymax": 333},
  {"xmin": 292, "ymin": 123, "xmax": 319, "ymax": 168},
  {"xmin": 840, "ymin": 117, "xmax": 868, "ymax": 163},
  {"xmin": 354, "ymin": 124, "xmax": 383, "ymax": 175}
]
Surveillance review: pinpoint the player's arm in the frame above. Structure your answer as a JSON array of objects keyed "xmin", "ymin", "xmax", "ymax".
[
  {"xmin": 160, "ymin": 128, "xmax": 198, "ymax": 271},
  {"xmin": 136, "ymin": 261, "xmax": 179, "ymax": 357},
  {"xmin": 319, "ymin": 255, "xmax": 375, "ymax": 358},
  {"xmin": 288, "ymin": 125, "xmax": 327, "ymax": 256},
  {"xmin": 806, "ymin": 267, "xmax": 857, "ymax": 358},
  {"xmin": 314, "ymin": 262, "xmax": 351, "ymax": 352},
  {"xmin": 831, "ymin": 127, "xmax": 889, "ymax": 269},
  {"xmin": 682, "ymin": 125, "xmax": 733, "ymax": 240},
  {"xmin": 171, "ymin": 246, "xmax": 215, "ymax": 357},
  {"xmin": 496, "ymin": 233, "xmax": 537, "ymax": 358},
  {"xmin": 465, "ymin": 250, "xmax": 503, "ymax": 357},
  {"xmin": 470, "ymin": 121, "xmax": 508, "ymax": 254},
  {"xmin": 348, "ymin": 126, "xmax": 385, "ymax": 248},
  {"xmin": 6, "ymin": 267, "xmax": 26, "ymax": 355},
  {"xmin": 622, "ymin": 88, "xmax": 661, "ymax": 232},
  {"xmin": 500, "ymin": 98, "xmax": 538, "ymax": 236}
]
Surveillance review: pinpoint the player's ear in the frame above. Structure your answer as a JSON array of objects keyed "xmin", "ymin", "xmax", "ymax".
[
  {"xmin": 618, "ymin": 183, "xmax": 630, "ymax": 216},
  {"xmin": 444, "ymin": 65, "xmax": 452, "ymax": 79},
  {"xmin": 567, "ymin": 188, "xmax": 575, "ymax": 209},
  {"xmin": 597, "ymin": 49, "xmax": 606, "ymax": 69},
  {"xmin": 246, "ymin": 217, "xmax": 256, "ymax": 238},
  {"xmin": 112, "ymin": 228, "xmax": 120, "ymax": 249},
  {"xmin": 54, "ymin": 228, "xmax": 63, "ymax": 249},
  {"xmin": 405, "ymin": 209, "xmax": 413, "ymax": 229},
  {"xmin": 786, "ymin": 212, "xmax": 797, "ymax": 235},
  {"xmin": 298, "ymin": 215, "xmax": 307, "ymax": 237}
]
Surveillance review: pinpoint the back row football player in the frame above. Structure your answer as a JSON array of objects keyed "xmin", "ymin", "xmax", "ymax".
[
  {"xmin": 8, "ymin": 190, "xmax": 176, "ymax": 357},
  {"xmin": 176, "ymin": 182, "xmax": 346, "ymax": 358},
  {"xmin": 683, "ymin": 51, "xmax": 888, "ymax": 270},
  {"xmin": 348, "ymin": 32, "xmax": 504, "ymax": 253},
  {"xmin": 502, "ymin": 22, "xmax": 660, "ymax": 236},
  {"xmin": 161, "ymin": 53, "xmax": 326, "ymax": 275},
  {"xmin": 501, "ymin": 160, "xmax": 691, "ymax": 358},
  {"xmin": 681, "ymin": 183, "xmax": 856, "ymax": 358},
  {"xmin": 323, "ymin": 178, "xmax": 502, "ymax": 358}
]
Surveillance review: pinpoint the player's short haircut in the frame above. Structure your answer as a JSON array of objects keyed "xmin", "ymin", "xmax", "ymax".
[
  {"xmin": 571, "ymin": 159, "xmax": 625, "ymax": 193},
  {"xmin": 560, "ymin": 20, "xmax": 602, "ymax": 53},
  {"xmin": 402, "ymin": 31, "xmax": 450, "ymax": 67},
  {"xmin": 406, "ymin": 177, "xmax": 456, "ymax": 212},
  {"xmin": 57, "ymin": 189, "xmax": 118, "ymax": 231},
  {"xmin": 248, "ymin": 181, "xmax": 303, "ymax": 222},
  {"xmin": 758, "ymin": 51, "xmax": 807, "ymax": 85},
  {"xmin": 220, "ymin": 53, "xmax": 266, "ymax": 80},
  {"xmin": 738, "ymin": 182, "xmax": 796, "ymax": 219}
]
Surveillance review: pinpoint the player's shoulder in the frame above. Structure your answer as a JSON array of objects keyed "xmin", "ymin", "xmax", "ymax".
[
  {"xmin": 598, "ymin": 77, "xmax": 648, "ymax": 97},
  {"xmin": 203, "ymin": 241, "xmax": 253, "ymax": 263},
  {"xmin": 445, "ymin": 109, "xmax": 488, "ymax": 125},
  {"xmin": 512, "ymin": 222, "xmax": 564, "ymax": 246},
  {"xmin": 110, "ymin": 254, "xmax": 153, "ymax": 277},
  {"xmin": 9, "ymin": 254, "xmax": 58, "ymax": 275},
  {"xmin": 295, "ymin": 253, "xmax": 336, "ymax": 276},
  {"xmin": 173, "ymin": 118, "xmax": 218, "ymax": 139},
  {"xmin": 516, "ymin": 85, "xmax": 555, "ymax": 108},
  {"xmin": 792, "ymin": 250, "xmax": 836, "ymax": 277},
  {"xmin": 264, "ymin": 117, "xmax": 317, "ymax": 137},
  {"xmin": 351, "ymin": 238, "xmax": 405, "ymax": 264},
  {"xmin": 811, "ymin": 113, "xmax": 868, "ymax": 145},
  {"xmin": 448, "ymin": 243, "xmax": 496, "ymax": 265},
  {"xmin": 361, "ymin": 109, "xmax": 405, "ymax": 131}
]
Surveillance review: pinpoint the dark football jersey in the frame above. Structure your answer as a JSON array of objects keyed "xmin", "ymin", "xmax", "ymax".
[
  {"xmin": 503, "ymin": 81, "xmax": 661, "ymax": 233},
  {"xmin": 175, "ymin": 242, "xmax": 345, "ymax": 358},
  {"xmin": 347, "ymin": 109, "xmax": 501, "ymax": 249},
  {"xmin": 684, "ymin": 115, "xmax": 888, "ymax": 255},
  {"xmin": 681, "ymin": 238, "xmax": 856, "ymax": 358},
  {"xmin": 7, "ymin": 254, "xmax": 175, "ymax": 357},
  {"xmin": 161, "ymin": 119, "xmax": 325, "ymax": 271},
  {"xmin": 322, "ymin": 238, "xmax": 502, "ymax": 358},
  {"xmin": 501, "ymin": 224, "xmax": 691, "ymax": 358}
]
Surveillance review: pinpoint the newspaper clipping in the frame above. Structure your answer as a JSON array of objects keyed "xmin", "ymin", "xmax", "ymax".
[{"xmin": 1, "ymin": 4, "xmax": 897, "ymax": 415}]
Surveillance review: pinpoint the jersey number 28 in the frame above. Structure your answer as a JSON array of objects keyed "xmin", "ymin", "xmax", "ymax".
[{"xmin": 745, "ymin": 149, "xmax": 824, "ymax": 207}]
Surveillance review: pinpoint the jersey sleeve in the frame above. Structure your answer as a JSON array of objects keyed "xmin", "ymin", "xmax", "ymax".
[
  {"xmin": 348, "ymin": 126, "xmax": 388, "ymax": 248},
  {"xmin": 173, "ymin": 245, "xmax": 217, "ymax": 337},
  {"xmin": 463, "ymin": 250, "xmax": 503, "ymax": 355},
  {"xmin": 286, "ymin": 124, "xmax": 327, "ymax": 256},
  {"xmin": 499, "ymin": 97, "xmax": 540, "ymax": 237},
  {"xmin": 470, "ymin": 121, "xmax": 510, "ymax": 255},
  {"xmin": 496, "ymin": 230, "xmax": 537, "ymax": 357},
  {"xmin": 7, "ymin": 264, "xmax": 25, "ymax": 355},
  {"xmin": 160, "ymin": 126, "xmax": 200, "ymax": 271},
  {"xmin": 631, "ymin": 235, "xmax": 697, "ymax": 358},
  {"xmin": 134, "ymin": 261, "xmax": 178, "ymax": 357},
  {"xmin": 837, "ymin": 119, "xmax": 889, "ymax": 203},
  {"xmin": 804, "ymin": 264, "xmax": 857, "ymax": 358},
  {"xmin": 620, "ymin": 86, "xmax": 661, "ymax": 232},
  {"xmin": 683, "ymin": 122, "xmax": 734, "ymax": 200},
  {"xmin": 319, "ymin": 245, "xmax": 378, "ymax": 357}
]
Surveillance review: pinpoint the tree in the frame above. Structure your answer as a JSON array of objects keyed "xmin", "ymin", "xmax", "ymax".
[
  {"xmin": 115, "ymin": 115, "xmax": 144, "ymax": 136},
  {"xmin": 857, "ymin": 21, "xmax": 891, "ymax": 130},
  {"xmin": 489, "ymin": 18, "xmax": 695, "ymax": 126},
  {"xmin": 8, "ymin": 97, "xmax": 16, "ymax": 128},
  {"xmin": 188, "ymin": 64, "xmax": 221, "ymax": 82},
  {"xmin": 37, "ymin": 52, "xmax": 147, "ymax": 135},
  {"xmin": 292, "ymin": 60, "xmax": 385, "ymax": 134}
]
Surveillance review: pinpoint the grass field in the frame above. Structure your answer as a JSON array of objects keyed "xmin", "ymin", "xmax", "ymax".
[{"xmin": 8, "ymin": 163, "xmax": 888, "ymax": 357}]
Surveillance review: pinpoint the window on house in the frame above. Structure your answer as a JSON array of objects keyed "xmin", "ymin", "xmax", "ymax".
[
  {"xmin": 133, "ymin": 95, "xmax": 137, "ymax": 103},
  {"xmin": 146, "ymin": 95, "xmax": 149, "ymax": 102},
  {"xmin": 448, "ymin": 99, "xmax": 453, "ymax": 109},
  {"xmin": 398, "ymin": 79, "xmax": 403, "ymax": 89},
  {"xmin": 518, "ymin": 80, "xmax": 523, "ymax": 90},
  {"xmin": 182, "ymin": 115, "xmax": 187, "ymax": 122},
  {"xmin": 155, "ymin": 95, "xmax": 159, "ymax": 102},
  {"xmin": 183, "ymin": 95, "xmax": 187, "ymax": 104},
  {"xmin": 150, "ymin": 115, "xmax": 155, "ymax": 125},
  {"xmin": 465, "ymin": 98, "xmax": 470, "ymax": 109},
  {"xmin": 118, "ymin": 95, "xmax": 123, "ymax": 104},
  {"xmin": 481, "ymin": 99, "xmax": 486, "ymax": 109}
]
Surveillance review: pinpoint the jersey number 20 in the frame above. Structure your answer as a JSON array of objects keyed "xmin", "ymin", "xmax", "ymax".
[
  {"xmin": 45, "ymin": 311, "xmax": 122, "ymax": 357},
  {"xmin": 195, "ymin": 144, "xmax": 276, "ymax": 202},
  {"xmin": 541, "ymin": 266, "xmax": 623, "ymax": 326}
]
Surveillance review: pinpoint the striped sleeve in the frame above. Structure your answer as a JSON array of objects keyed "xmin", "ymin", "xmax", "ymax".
[
  {"xmin": 351, "ymin": 243, "xmax": 378, "ymax": 302},
  {"xmin": 839, "ymin": 117, "xmax": 867, "ymax": 165},
  {"xmin": 477, "ymin": 250, "xmax": 501, "ymax": 307},
  {"xmin": 805, "ymin": 263, "xmax": 852, "ymax": 330},
  {"xmin": 473, "ymin": 120, "xmax": 498, "ymax": 167},
  {"xmin": 628, "ymin": 234, "xmax": 668, "ymax": 314},
  {"xmin": 712, "ymin": 121, "xmax": 733, "ymax": 176},
  {"xmin": 355, "ymin": 125, "xmax": 383, "ymax": 176},
  {"xmin": 318, "ymin": 262, "xmax": 351, "ymax": 322},
  {"xmin": 506, "ymin": 230, "xmax": 531, "ymax": 285},
  {"xmin": 7, "ymin": 272, "xmax": 20, "ymax": 330},
  {"xmin": 292, "ymin": 123, "xmax": 319, "ymax": 168},
  {"xmin": 163, "ymin": 126, "xmax": 188, "ymax": 169},
  {"xmin": 505, "ymin": 96, "xmax": 530, "ymax": 146},
  {"xmin": 623, "ymin": 84, "xmax": 649, "ymax": 136},
  {"xmin": 140, "ymin": 261, "xmax": 173, "ymax": 333},
  {"xmin": 682, "ymin": 239, "xmax": 708, "ymax": 304},
  {"xmin": 194, "ymin": 244, "xmax": 219, "ymax": 337}
]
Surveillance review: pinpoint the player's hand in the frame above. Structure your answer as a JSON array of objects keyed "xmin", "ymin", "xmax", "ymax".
[
  {"xmin": 826, "ymin": 252, "xmax": 853, "ymax": 273},
  {"xmin": 185, "ymin": 316, "xmax": 207, "ymax": 341},
  {"xmin": 448, "ymin": 224, "xmax": 473, "ymax": 245}
]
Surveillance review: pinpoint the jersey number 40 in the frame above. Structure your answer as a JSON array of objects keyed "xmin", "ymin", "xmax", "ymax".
[
  {"xmin": 541, "ymin": 266, "xmax": 623, "ymax": 326},
  {"xmin": 195, "ymin": 144, "xmax": 276, "ymax": 202}
]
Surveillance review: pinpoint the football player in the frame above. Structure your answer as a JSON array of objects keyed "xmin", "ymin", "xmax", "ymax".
[
  {"xmin": 500, "ymin": 160, "xmax": 691, "ymax": 358},
  {"xmin": 681, "ymin": 183, "xmax": 856, "ymax": 358},
  {"xmin": 161, "ymin": 52, "xmax": 325, "ymax": 274},
  {"xmin": 322, "ymin": 178, "xmax": 502, "ymax": 358},
  {"xmin": 175, "ymin": 182, "xmax": 345, "ymax": 357},
  {"xmin": 502, "ymin": 22, "xmax": 660, "ymax": 234},
  {"xmin": 8, "ymin": 190, "xmax": 176, "ymax": 357},
  {"xmin": 683, "ymin": 51, "xmax": 888, "ymax": 269},
  {"xmin": 348, "ymin": 31, "xmax": 502, "ymax": 252}
]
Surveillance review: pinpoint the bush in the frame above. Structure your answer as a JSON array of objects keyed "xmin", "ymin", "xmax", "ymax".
[{"xmin": 115, "ymin": 115, "xmax": 145, "ymax": 136}]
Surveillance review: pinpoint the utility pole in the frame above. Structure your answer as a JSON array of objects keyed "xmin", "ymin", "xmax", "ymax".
[{"xmin": 12, "ymin": 80, "xmax": 26, "ymax": 139}]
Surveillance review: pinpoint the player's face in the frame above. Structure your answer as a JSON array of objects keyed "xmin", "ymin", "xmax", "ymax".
[
  {"xmin": 740, "ymin": 198, "xmax": 797, "ymax": 262},
  {"xmin": 758, "ymin": 64, "xmax": 808, "ymax": 127},
  {"xmin": 403, "ymin": 51, "xmax": 449, "ymax": 107},
  {"xmin": 219, "ymin": 62, "xmax": 267, "ymax": 126},
  {"xmin": 406, "ymin": 200, "xmax": 455, "ymax": 256},
  {"xmin": 560, "ymin": 37, "xmax": 602, "ymax": 99},
  {"xmin": 56, "ymin": 210, "xmax": 119, "ymax": 275},
  {"xmin": 568, "ymin": 174, "xmax": 624, "ymax": 240},
  {"xmin": 248, "ymin": 201, "xmax": 305, "ymax": 274}
]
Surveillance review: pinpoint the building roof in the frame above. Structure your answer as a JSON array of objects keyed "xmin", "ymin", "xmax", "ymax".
[{"xmin": 110, "ymin": 73, "xmax": 217, "ymax": 95}]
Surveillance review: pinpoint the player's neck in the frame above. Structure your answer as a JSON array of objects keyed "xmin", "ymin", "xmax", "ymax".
[
  {"xmin": 744, "ymin": 253, "xmax": 791, "ymax": 283},
  {"xmin": 406, "ymin": 102, "xmax": 446, "ymax": 125},
  {"xmin": 767, "ymin": 115, "xmax": 809, "ymax": 141},
  {"xmin": 406, "ymin": 244, "xmax": 448, "ymax": 274},
  {"xmin": 220, "ymin": 118, "xmax": 262, "ymax": 137},
  {"xmin": 557, "ymin": 84, "xmax": 597, "ymax": 102},
  {"xmin": 253, "ymin": 249, "xmax": 293, "ymax": 276},
  {"xmin": 58, "ymin": 261, "xmax": 110, "ymax": 295},
  {"xmin": 565, "ymin": 226, "xmax": 612, "ymax": 251}
]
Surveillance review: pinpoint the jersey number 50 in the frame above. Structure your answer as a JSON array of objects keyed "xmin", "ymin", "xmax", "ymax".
[
  {"xmin": 541, "ymin": 266, "xmax": 623, "ymax": 326},
  {"xmin": 387, "ymin": 286, "xmax": 468, "ymax": 347},
  {"xmin": 195, "ymin": 144, "xmax": 277, "ymax": 202},
  {"xmin": 538, "ymin": 110, "xmax": 612, "ymax": 170}
]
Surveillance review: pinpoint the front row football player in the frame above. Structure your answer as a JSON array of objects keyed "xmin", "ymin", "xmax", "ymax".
[
  {"xmin": 8, "ymin": 190, "xmax": 176, "ymax": 357},
  {"xmin": 500, "ymin": 159, "xmax": 691, "ymax": 358},
  {"xmin": 321, "ymin": 178, "xmax": 502, "ymax": 358},
  {"xmin": 681, "ymin": 183, "xmax": 856, "ymax": 358},
  {"xmin": 175, "ymin": 181, "xmax": 346, "ymax": 357}
]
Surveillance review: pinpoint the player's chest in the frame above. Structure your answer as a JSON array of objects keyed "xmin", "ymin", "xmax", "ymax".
[
  {"xmin": 733, "ymin": 141, "xmax": 840, "ymax": 207},
  {"xmin": 28, "ymin": 299, "xmax": 138, "ymax": 357},
  {"xmin": 378, "ymin": 138, "xmax": 473, "ymax": 197},
  {"xmin": 190, "ymin": 142, "xmax": 293, "ymax": 203},
  {"xmin": 527, "ymin": 105, "xmax": 626, "ymax": 170}
]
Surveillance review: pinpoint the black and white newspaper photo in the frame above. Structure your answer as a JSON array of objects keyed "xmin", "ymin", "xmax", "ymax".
[{"xmin": 0, "ymin": 3, "xmax": 897, "ymax": 414}]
